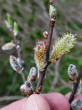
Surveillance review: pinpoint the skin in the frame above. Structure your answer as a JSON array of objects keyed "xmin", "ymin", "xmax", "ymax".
[{"xmin": 1, "ymin": 92, "xmax": 82, "ymax": 110}]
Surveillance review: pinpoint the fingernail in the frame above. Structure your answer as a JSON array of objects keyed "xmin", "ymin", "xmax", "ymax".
[
  {"xmin": 22, "ymin": 95, "xmax": 37, "ymax": 110},
  {"xmin": 22, "ymin": 94, "xmax": 51, "ymax": 110}
]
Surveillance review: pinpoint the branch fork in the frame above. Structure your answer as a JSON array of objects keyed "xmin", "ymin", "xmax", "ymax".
[{"xmin": 2, "ymin": 1, "xmax": 82, "ymax": 110}]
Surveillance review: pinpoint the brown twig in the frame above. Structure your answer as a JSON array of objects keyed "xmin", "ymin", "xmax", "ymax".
[
  {"xmin": 69, "ymin": 69, "xmax": 82, "ymax": 104},
  {"xmin": 9, "ymin": 28, "xmax": 26, "ymax": 82},
  {"xmin": 46, "ymin": 20, "xmax": 55, "ymax": 61},
  {"xmin": 35, "ymin": 0, "xmax": 56, "ymax": 93},
  {"xmin": 35, "ymin": 61, "xmax": 51, "ymax": 93},
  {"xmin": 0, "ymin": 96, "xmax": 24, "ymax": 101}
]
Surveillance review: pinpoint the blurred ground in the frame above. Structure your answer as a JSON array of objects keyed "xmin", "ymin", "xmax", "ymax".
[{"xmin": 0, "ymin": 0, "xmax": 82, "ymax": 108}]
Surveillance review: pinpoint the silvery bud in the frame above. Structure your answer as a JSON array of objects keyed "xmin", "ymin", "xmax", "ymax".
[
  {"xmin": 2, "ymin": 41, "xmax": 15, "ymax": 51},
  {"xmin": 27, "ymin": 67, "xmax": 37, "ymax": 81},
  {"xmin": 10, "ymin": 55, "xmax": 23, "ymax": 73},
  {"xmin": 71, "ymin": 99, "xmax": 82, "ymax": 110},
  {"xmin": 20, "ymin": 84, "xmax": 26, "ymax": 94},
  {"xmin": 29, "ymin": 67, "xmax": 36, "ymax": 76},
  {"xmin": 43, "ymin": 31, "xmax": 48, "ymax": 39},
  {"xmin": 68, "ymin": 64, "xmax": 78, "ymax": 81},
  {"xmin": 20, "ymin": 81, "xmax": 33, "ymax": 95}
]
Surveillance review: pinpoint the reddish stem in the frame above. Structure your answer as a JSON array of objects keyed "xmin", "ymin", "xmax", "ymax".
[
  {"xmin": 35, "ymin": 0, "xmax": 56, "ymax": 93},
  {"xmin": 10, "ymin": 28, "xmax": 26, "ymax": 82}
]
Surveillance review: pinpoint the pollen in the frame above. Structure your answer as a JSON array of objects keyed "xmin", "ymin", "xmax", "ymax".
[
  {"xmin": 50, "ymin": 33, "xmax": 76, "ymax": 62},
  {"xmin": 34, "ymin": 41, "xmax": 47, "ymax": 70}
]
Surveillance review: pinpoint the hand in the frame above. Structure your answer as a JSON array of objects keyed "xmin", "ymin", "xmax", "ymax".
[{"xmin": 1, "ymin": 92, "xmax": 82, "ymax": 110}]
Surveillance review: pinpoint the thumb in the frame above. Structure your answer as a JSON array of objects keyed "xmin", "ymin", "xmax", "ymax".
[{"xmin": 22, "ymin": 94, "xmax": 51, "ymax": 110}]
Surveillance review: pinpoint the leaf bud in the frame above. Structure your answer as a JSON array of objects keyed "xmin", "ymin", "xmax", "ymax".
[
  {"xmin": 10, "ymin": 55, "xmax": 23, "ymax": 73},
  {"xmin": 68, "ymin": 64, "xmax": 78, "ymax": 81},
  {"xmin": 2, "ymin": 41, "xmax": 15, "ymax": 51}
]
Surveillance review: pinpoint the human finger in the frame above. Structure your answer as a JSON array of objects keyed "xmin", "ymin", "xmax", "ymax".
[
  {"xmin": 23, "ymin": 94, "xmax": 51, "ymax": 110},
  {"xmin": 42, "ymin": 92, "xmax": 70, "ymax": 110}
]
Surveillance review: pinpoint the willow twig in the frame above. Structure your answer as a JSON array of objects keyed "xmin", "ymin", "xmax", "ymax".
[
  {"xmin": 10, "ymin": 28, "xmax": 26, "ymax": 82},
  {"xmin": 35, "ymin": 0, "xmax": 56, "ymax": 93},
  {"xmin": 69, "ymin": 69, "xmax": 82, "ymax": 104}
]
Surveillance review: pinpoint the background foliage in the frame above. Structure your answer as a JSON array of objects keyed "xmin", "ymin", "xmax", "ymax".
[{"xmin": 0, "ymin": 0, "xmax": 82, "ymax": 107}]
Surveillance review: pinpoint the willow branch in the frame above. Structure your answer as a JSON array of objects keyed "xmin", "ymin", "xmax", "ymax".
[
  {"xmin": 35, "ymin": 0, "xmax": 56, "ymax": 93},
  {"xmin": 35, "ymin": 61, "xmax": 51, "ymax": 93},
  {"xmin": 69, "ymin": 69, "xmax": 82, "ymax": 104},
  {"xmin": 10, "ymin": 28, "xmax": 26, "ymax": 82}
]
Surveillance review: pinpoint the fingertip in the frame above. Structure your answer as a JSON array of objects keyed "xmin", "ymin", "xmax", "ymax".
[
  {"xmin": 1, "ymin": 98, "xmax": 27, "ymax": 110},
  {"xmin": 43, "ymin": 92, "xmax": 70, "ymax": 110},
  {"xmin": 23, "ymin": 94, "xmax": 51, "ymax": 110}
]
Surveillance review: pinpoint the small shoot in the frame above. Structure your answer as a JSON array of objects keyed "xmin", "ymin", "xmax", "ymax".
[
  {"xmin": 2, "ymin": 41, "xmax": 15, "ymax": 51},
  {"xmin": 14, "ymin": 22, "xmax": 19, "ymax": 36},
  {"xmin": 5, "ymin": 14, "xmax": 12, "ymax": 28}
]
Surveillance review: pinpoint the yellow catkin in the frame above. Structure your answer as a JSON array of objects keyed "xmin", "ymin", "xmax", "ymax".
[
  {"xmin": 50, "ymin": 33, "xmax": 76, "ymax": 62},
  {"xmin": 34, "ymin": 41, "xmax": 47, "ymax": 70}
]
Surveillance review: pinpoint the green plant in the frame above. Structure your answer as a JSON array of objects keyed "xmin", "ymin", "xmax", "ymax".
[{"xmin": 1, "ymin": 0, "xmax": 82, "ymax": 109}]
